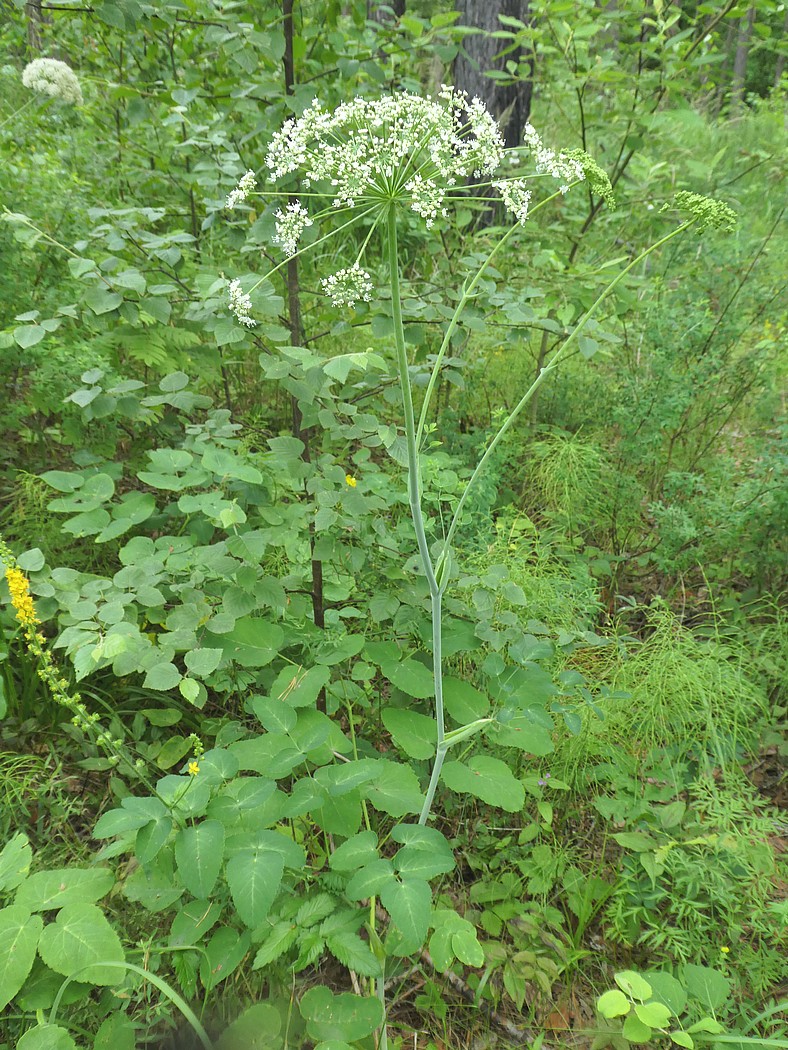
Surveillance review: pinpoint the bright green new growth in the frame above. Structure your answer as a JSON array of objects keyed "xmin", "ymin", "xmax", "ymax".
[{"xmin": 664, "ymin": 191, "xmax": 738, "ymax": 232}]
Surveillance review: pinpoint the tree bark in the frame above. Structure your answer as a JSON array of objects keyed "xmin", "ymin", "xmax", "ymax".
[
  {"xmin": 731, "ymin": 5, "xmax": 756, "ymax": 109},
  {"xmin": 454, "ymin": 0, "xmax": 533, "ymax": 147},
  {"xmin": 773, "ymin": 8, "xmax": 788, "ymax": 89}
]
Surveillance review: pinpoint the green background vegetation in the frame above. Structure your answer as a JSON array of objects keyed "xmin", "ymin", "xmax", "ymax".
[{"xmin": 0, "ymin": 1, "xmax": 785, "ymax": 1048}]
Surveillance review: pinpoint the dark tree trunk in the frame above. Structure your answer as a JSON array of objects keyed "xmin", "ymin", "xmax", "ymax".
[{"xmin": 453, "ymin": 0, "xmax": 533, "ymax": 147}]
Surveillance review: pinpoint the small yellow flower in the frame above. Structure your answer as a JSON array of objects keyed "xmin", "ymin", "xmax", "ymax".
[
  {"xmin": 720, "ymin": 946, "xmax": 730, "ymax": 954},
  {"xmin": 4, "ymin": 566, "xmax": 38, "ymax": 627},
  {"xmin": 188, "ymin": 761, "xmax": 200, "ymax": 776},
  {"xmin": 345, "ymin": 474, "xmax": 357, "ymax": 488}
]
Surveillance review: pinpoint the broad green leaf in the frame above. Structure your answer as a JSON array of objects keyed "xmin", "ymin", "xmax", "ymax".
[
  {"xmin": 394, "ymin": 845, "xmax": 455, "ymax": 881},
  {"xmin": 216, "ymin": 1003, "xmax": 282, "ymax": 1050},
  {"xmin": 380, "ymin": 878, "xmax": 431, "ymax": 953},
  {"xmin": 670, "ymin": 1033, "xmax": 694, "ymax": 1049},
  {"xmin": 156, "ymin": 735, "xmax": 193, "ymax": 770},
  {"xmin": 686, "ymin": 1018, "xmax": 724, "ymax": 1035},
  {"xmin": 270, "ymin": 664, "xmax": 331, "ymax": 707},
  {"xmin": 184, "ymin": 648, "xmax": 223, "ymax": 677},
  {"xmin": 14, "ymin": 325, "xmax": 46, "ymax": 348},
  {"xmin": 314, "ymin": 759, "xmax": 380, "ymax": 797},
  {"xmin": 385, "ymin": 658, "xmax": 434, "ymax": 698},
  {"xmin": 0, "ymin": 905, "xmax": 43, "ymax": 1010},
  {"xmin": 494, "ymin": 714, "xmax": 554, "ymax": 755},
  {"xmin": 443, "ymin": 677, "xmax": 490, "ymax": 723},
  {"xmin": 92, "ymin": 1013, "xmax": 137, "ymax": 1050},
  {"xmin": 441, "ymin": 756, "xmax": 525, "ymax": 812},
  {"xmin": 381, "ymin": 708, "xmax": 436, "ymax": 759},
  {"xmin": 225, "ymin": 850, "xmax": 284, "ymax": 928},
  {"xmin": 210, "ymin": 617, "xmax": 284, "ymax": 667},
  {"xmin": 249, "ymin": 695, "xmax": 297, "ymax": 733},
  {"xmin": 622, "ymin": 1014, "xmax": 652, "ymax": 1042},
  {"xmin": 300, "ymin": 986, "xmax": 384, "ymax": 1043},
  {"xmin": 597, "ymin": 988, "xmax": 630, "ymax": 1018},
  {"xmin": 646, "ymin": 971, "xmax": 688, "ymax": 1015},
  {"xmin": 329, "ymin": 831, "xmax": 379, "ymax": 873},
  {"xmin": 168, "ymin": 899, "xmax": 222, "ymax": 948},
  {"xmin": 17, "ymin": 1024, "xmax": 77, "ymax": 1050},
  {"xmin": 84, "ymin": 288, "xmax": 123, "ymax": 315},
  {"xmin": 365, "ymin": 762, "xmax": 424, "ymax": 817},
  {"xmin": 174, "ymin": 821, "xmax": 225, "ymax": 898},
  {"xmin": 199, "ymin": 927, "xmax": 250, "ymax": 990},
  {"xmin": 346, "ymin": 860, "xmax": 395, "ymax": 901},
  {"xmin": 614, "ymin": 832, "xmax": 658, "ymax": 851},
  {"xmin": 143, "ymin": 661, "xmax": 182, "ymax": 691},
  {"xmin": 615, "ymin": 970, "xmax": 653, "ymax": 1000},
  {"xmin": 15, "ymin": 868, "xmax": 114, "ymax": 912},
  {"xmin": 452, "ymin": 926, "xmax": 484, "ymax": 967},
  {"xmin": 135, "ymin": 816, "xmax": 174, "ymax": 865},
  {"xmin": 682, "ymin": 964, "xmax": 731, "ymax": 1010},
  {"xmin": 636, "ymin": 1001, "xmax": 673, "ymax": 1028},
  {"xmin": 37, "ymin": 903, "xmax": 124, "ymax": 984},
  {"xmin": 0, "ymin": 833, "xmax": 33, "ymax": 892}
]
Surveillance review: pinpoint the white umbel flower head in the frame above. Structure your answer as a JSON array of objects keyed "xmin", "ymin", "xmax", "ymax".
[
  {"xmin": 226, "ymin": 169, "xmax": 257, "ymax": 209},
  {"xmin": 22, "ymin": 58, "xmax": 83, "ymax": 105},
  {"xmin": 321, "ymin": 264, "xmax": 373, "ymax": 307},
  {"xmin": 273, "ymin": 200, "xmax": 313, "ymax": 256},
  {"xmin": 228, "ymin": 278, "xmax": 256, "ymax": 327},
  {"xmin": 265, "ymin": 87, "xmax": 505, "ymax": 227}
]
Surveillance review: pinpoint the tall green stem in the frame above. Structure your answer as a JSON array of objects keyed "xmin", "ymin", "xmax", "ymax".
[{"xmin": 385, "ymin": 206, "xmax": 447, "ymax": 826}]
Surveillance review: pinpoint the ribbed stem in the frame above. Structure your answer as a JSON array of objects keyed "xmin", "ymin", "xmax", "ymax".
[{"xmin": 386, "ymin": 206, "xmax": 445, "ymax": 826}]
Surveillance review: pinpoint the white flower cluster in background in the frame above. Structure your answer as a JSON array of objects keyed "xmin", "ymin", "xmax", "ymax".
[
  {"xmin": 22, "ymin": 58, "xmax": 83, "ymax": 105},
  {"xmin": 320, "ymin": 264, "xmax": 373, "ymax": 307},
  {"xmin": 492, "ymin": 179, "xmax": 532, "ymax": 226},
  {"xmin": 225, "ymin": 169, "xmax": 257, "ymax": 209},
  {"xmin": 522, "ymin": 122, "xmax": 585, "ymax": 193},
  {"xmin": 228, "ymin": 278, "xmax": 256, "ymax": 327},
  {"xmin": 272, "ymin": 201, "xmax": 313, "ymax": 256}
]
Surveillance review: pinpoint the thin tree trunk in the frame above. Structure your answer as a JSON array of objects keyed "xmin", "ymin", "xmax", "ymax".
[
  {"xmin": 25, "ymin": 1, "xmax": 44, "ymax": 51},
  {"xmin": 731, "ymin": 5, "xmax": 756, "ymax": 109},
  {"xmin": 773, "ymin": 9, "xmax": 788, "ymax": 88}
]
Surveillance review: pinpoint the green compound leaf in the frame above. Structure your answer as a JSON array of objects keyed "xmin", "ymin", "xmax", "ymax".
[
  {"xmin": 0, "ymin": 833, "xmax": 33, "ymax": 892},
  {"xmin": 597, "ymin": 989, "xmax": 631, "ymax": 1018},
  {"xmin": 325, "ymin": 930, "xmax": 382, "ymax": 978},
  {"xmin": 37, "ymin": 902, "xmax": 125, "ymax": 984},
  {"xmin": 300, "ymin": 985, "xmax": 384, "ymax": 1043},
  {"xmin": 251, "ymin": 922, "xmax": 298, "ymax": 970},
  {"xmin": 17, "ymin": 1024, "xmax": 78, "ymax": 1050},
  {"xmin": 441, "ymin": 756, "xmax": 525, "ymax": 812},
  {"xmin": 0, "ymin": 906, "xmax": 43, "ymax": 1010},
  {"xmin": 174, "ymin": 820, "xmax": 225, "ymax": 898},
  {"xmin": 226, "ymin": 850, "xmax": 284, "ymax": 928},
  {"xmin": 15, "ymin": 868, "xmax": 114, "ymax": 912}
]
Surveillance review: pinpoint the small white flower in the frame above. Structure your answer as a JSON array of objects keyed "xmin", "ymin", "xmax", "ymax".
[
  {"xmin": 228, "ymin": 278, "xmax": 256, "ymax": 327},
  {"xmin": 272, "ymin": 200, "xmax": 313, "ymax": 256},
  {"xmin": 522, "ymin": 122, "xmax": 585, "ymax": 189},
  {"xmin": 493, "ymin": 179, "xmax": 532, "ymax": 226},
  {"xmin": 225, "ymin": 169, "xmax": 257, "ymax": 209},
  {"xmin": 321, "ymin": 264, "xmax": 373, "ymax": 307},
  {"xmin": 22, "ymin": 58, "xmax": 82, "ymax": 105}
]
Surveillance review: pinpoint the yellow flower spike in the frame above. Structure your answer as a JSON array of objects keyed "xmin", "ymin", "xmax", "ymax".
[
  {"xmin": 4, "ymin": 566, "xmax": 39, "ymax": 627},
  {"xmin": 188, "ymin": 761, "xmax": 200, "ymax": 776},
  {"xmin": 345, "ymin": 474, "xmax": 357, "ymax": 488}
]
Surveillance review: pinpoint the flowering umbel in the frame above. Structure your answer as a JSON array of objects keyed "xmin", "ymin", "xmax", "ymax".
[
  {"xmin": 227, "ymin": 87, "xmax": 593, "ymax": 322},
  {"xmin": 22, "ymin": 58, "xmax": 83, "ymax": 105}
]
